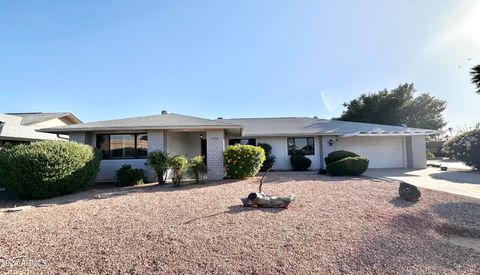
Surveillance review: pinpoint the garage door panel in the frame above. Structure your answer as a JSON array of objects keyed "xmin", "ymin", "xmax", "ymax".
[{"xmin": 335, "ymin": 137, "xmax": 405, "ymax": 168}]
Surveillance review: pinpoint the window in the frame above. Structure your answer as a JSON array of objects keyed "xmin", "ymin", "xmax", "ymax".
[
  {"xmin": 288, "ymin": 137, "xmax": 315, "ymax": 155},
  {"xmin": 228, "ymin": 138, "xmax": 256, "ymax": 146},
  {"xmin": 96, "ymin": 134, "xmax": 148, "ymax": 159}
]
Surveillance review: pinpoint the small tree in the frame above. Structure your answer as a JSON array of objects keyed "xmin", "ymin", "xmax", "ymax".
[
  {"xmin": 338, "ymin": 83, "xmax": 446, "ymax": 130},
  {"xmin": 258, "ymin": 143, "xmax": 276, "ymax": 172},
  {"xmin": 188, "ymin": 156, "xmax": 208, "ymax": 184},
  {"xmin": 169, "ymin": 155, "xmax": 188, "ymax": 186},
  {"xmin": 147, "ymin": 151, "xmax": 169, "ymax": 184}
]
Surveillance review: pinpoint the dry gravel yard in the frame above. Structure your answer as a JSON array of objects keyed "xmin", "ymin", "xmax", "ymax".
[{"xmin": 1, "ymin": 172, "xmax": 479, "ymax": 274}]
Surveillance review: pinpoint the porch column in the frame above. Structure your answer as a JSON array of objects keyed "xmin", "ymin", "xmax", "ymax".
[
  {"xmin": 206, "ymin": 129, "xmax": 225, "ymax": 180},
  {"xmin": 405, "ymin": 136, "xmax": 427, "ymax": 169}
]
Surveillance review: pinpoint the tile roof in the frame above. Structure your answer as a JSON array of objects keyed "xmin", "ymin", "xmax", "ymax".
[
  {"xmin": 40, "ymin": 113, "xmax": 243, "ymax": 133},
  {"xmin": 221, "ymin": 117, "xmax": 438, "ymax": 137}
]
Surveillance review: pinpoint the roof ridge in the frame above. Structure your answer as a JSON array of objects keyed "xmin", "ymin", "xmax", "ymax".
[{"xmin": 222, "ymin": 116, "xmax": 319, "ymax": 120}]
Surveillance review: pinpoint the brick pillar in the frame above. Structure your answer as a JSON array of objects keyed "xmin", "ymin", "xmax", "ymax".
[{"xmin": 206, "ymin": 130, "xmax": 225, "ymax": 180}]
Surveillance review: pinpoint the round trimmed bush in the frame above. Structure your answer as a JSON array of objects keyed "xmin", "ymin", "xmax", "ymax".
[
  {"xmin": 290, "ymin": 154, "xmax": 312, "ymax": 171},
  {"xmin": 443, "ymin": 129, "xmax": 480, "ymax": 169},
  {"xmin": 326, "ymin": 157, "xmax": 369, "ymax": 176},
  {"xmin": 0, "ymin": 140, "xmax": 101, "ymax": 199},
  {"xmin": 224, "ymin": 144, "xmax": 265, "ymax": 179},
  {"xmin": 324, "ymin": 150, "xmax": 359, "ymax": 166},
  {"xmin": 116, "ymin": 164, "xmax": 145, "ymax": 187}
]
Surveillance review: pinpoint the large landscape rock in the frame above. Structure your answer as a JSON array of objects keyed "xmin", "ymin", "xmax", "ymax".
[
  {"xmin": 399, "ymin": 182, "xmax": 421, "ymax": 201},
  {"xmin": 241, "ymin": 192, "xmax": 294, "ymax": 208}
]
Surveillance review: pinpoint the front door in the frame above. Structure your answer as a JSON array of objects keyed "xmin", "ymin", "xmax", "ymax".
[{"xmin": 201, "ymin": 138, "xmax": 207, "ymax": 165}]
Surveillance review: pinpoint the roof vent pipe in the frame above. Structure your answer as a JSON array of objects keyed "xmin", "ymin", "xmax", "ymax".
[{"xmin": 161, "ymin": 110, "xmax": 168, "ymax": 115}]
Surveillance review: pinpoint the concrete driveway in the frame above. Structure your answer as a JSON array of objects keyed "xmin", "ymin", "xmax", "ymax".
[{"xmin": 364, "ymin": 165, "xmax": 480, "ymax": 199}]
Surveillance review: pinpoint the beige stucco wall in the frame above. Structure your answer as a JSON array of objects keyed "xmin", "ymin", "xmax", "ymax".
[
  {"xmin": 71, "ymin": 130, "xmax": 207, "ymax": 182},
  {"xmin": 253, "ymin": 136, "xmax": 322, "ymax": 170}
]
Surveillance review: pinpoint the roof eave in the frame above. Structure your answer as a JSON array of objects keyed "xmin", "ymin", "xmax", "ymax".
[{"xmin": 39, "ymin": 125, "xmax": 244, "ymax": 134}]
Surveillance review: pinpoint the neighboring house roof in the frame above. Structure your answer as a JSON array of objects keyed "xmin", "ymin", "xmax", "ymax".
[
  {"xmin": 6, "ymin": 112, "xmax": 82, "ymax": 125},
  {"xmin": 0, "ymin": 113, "xmax": 63, "ymax": 141},
  {"xmin": 40, "ymin": 112, "xmax": 438, "ymax": 137},
  {"xmin": 221, "ymin": 117, "xmax": 438, "ymax": 137},
  {"xmin": 39, "ymin": 113, "xmax": 244, "ymax": 134}
]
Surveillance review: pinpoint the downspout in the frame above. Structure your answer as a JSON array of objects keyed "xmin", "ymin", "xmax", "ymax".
[{"xmin": 57, "ymin": 134, "xmax": 69, "ymax": 140}]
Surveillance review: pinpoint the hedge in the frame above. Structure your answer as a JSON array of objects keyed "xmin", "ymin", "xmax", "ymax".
[
  {"xmin": 443, "ymin": 129, "xmax": 480, "ymax": 169},
  {"xmin": 324, "ymin": 150, "xmax": 359, "ymax": 166},
  {"xmin": 326, "ymin": 157, "xmax": 369, "ymax": 176},
  {"xmin": 224, "ymin": 144, "xmax": 265, "ymax": 179},
  {"xmin": 0, "ymin": 140, "xmax": 101, "ymax": 199}
]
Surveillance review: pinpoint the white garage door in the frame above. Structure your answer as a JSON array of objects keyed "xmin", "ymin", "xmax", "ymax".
[{"xmin": 335, "ymin": 136, "xmax": 405, "ymax": 168}]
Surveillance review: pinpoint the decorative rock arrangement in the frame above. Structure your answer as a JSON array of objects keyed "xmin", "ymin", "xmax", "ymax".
[
  {"xmin": 399, "ymin": 182, "xmax": 421, "ymax": 202},
  {"xmin": 241, "ymin": 168, "xmax": 295, "ymax": 208},
  {"xmin": 241, "ymin": 193, "xmax": 294, "ymax": 208}
]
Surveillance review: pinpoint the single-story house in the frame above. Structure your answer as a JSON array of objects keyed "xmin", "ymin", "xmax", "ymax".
[
  {"xmin": 0, "ymin": 112, "xmax": 81, "ymax": 147},
  {"xmin": 40, "ymin": 112, "xmax": 437, "ymax": 182}
]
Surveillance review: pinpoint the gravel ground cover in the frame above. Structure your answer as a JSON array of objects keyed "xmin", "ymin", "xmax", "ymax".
[{"xmin": 0, "ymin": 172, "xmax": 479, "ymax": 274}]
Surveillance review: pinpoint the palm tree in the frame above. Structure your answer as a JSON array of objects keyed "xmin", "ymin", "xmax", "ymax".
[{"xmin": 471, "ymin": 64, "xmax": 480, "ymax": 94}]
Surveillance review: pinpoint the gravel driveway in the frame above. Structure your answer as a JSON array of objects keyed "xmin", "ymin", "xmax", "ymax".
[{"xmin": 1, "ymin": 172, "xmax": 479, "ymax": 274}]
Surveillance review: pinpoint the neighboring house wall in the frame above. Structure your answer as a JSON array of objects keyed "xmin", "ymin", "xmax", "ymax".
[
  {"xmin": 0, "ymin": 115, "xmax": 78, "ymax": 144},
  {"xmin": 32, "ymin": 118, "xmax": 73, "ymax": 128}
]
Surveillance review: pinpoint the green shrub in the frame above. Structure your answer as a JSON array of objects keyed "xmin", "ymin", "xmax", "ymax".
[
  {"xmin": 169, "ymin": 155, "xmax": 188, "ymax": 186},
  {"xmin": 324, "ymin": 150, "xmax": 359, "ymax": 166},
  {"xmin": 290, "ymin": 154, "xmax": 312, "ymax": 171},
  {"xmin": 224, "ymin": 144, "xmax": 265, "ymax": 179},
  {"xmin": 188, "ymin": 156, "xmax": 207, "ymax": 184},
  {"xmin": 147, "ymin": 151, "xmax": 169, "ymax": 184},
  {"xmin": 0, "ymin": 140, "xmax": 101, "ymax": 199},
  {"xmin": 426, "ymin": 150, "xmax": 435, "ymax": 160},
  {"xmin": 116, "ymin": 164, "xmax": 144, "ymax": 187},
  {"xmin": 443, "ymin": 129, "xmax": 480, "ymax": 169},
  {"xmin": 258, "ymin": 143, "xmax": 276, "ymax": 172},
  {"xmin": 326, "ymin": 157, "xmax": 369, "ymax": 176}
]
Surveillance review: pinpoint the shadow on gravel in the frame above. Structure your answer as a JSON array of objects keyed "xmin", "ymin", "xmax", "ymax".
[
  {"xmin": 0, "ymin": 179, "xmax": 243, "ymax": 210},
  {"xmin": 344, "ymin": 211, "xmax": 480, "ymax": 273},
  {"xmin": 183, "ymin": 205, "xmax": 285, "ymax": 225},
  {"xmin": 388, "ymin": 197, "xmax": 417, "ymax": 208},
  {"xmin": 431, "ymin": 202, "xmax": 480, "ymax": 238}
]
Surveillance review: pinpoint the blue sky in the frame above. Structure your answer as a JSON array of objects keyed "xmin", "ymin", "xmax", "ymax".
[{"xmin": 1, "ymin": 1, "xmax": 479, "ymax": 129}]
